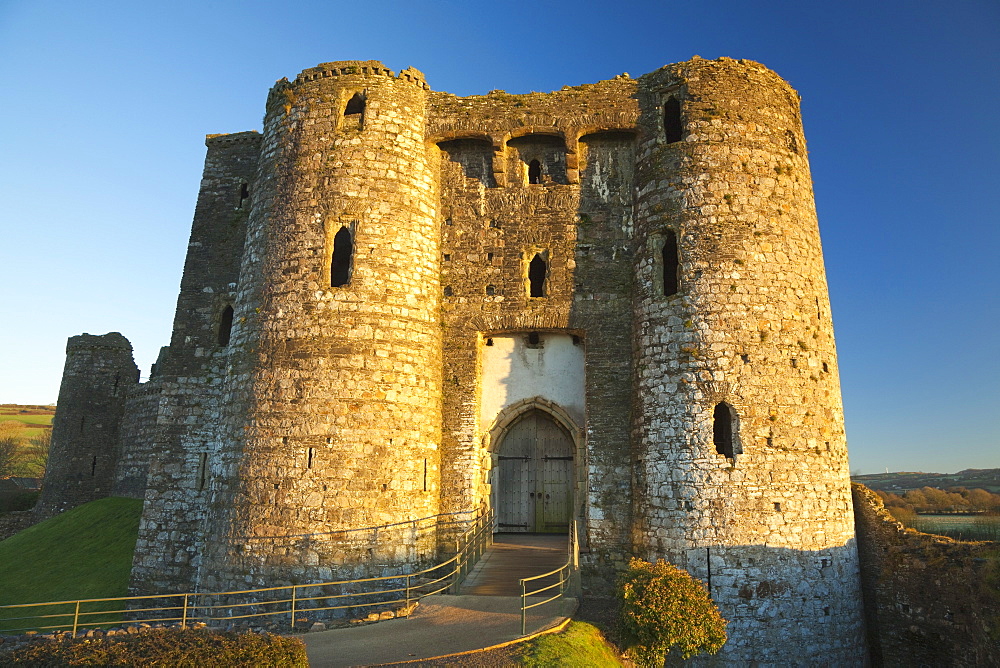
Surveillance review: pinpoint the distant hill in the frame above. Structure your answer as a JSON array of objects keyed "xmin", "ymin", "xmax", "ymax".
[{"xmin": 852, "ymin": 469, "xmax": 1000, "ymax": 494}]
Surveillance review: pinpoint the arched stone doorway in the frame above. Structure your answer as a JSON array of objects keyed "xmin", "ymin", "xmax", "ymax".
[{"xmin": 494, "ymin": 409, "xmax": 574, "ymax": 533}]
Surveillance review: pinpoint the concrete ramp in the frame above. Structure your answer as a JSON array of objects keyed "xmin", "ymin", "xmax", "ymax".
[
  {"xmin": 301, "ymin": 594, "xmax": 576, "ymax": 667},
  {"xmin": 460, "ymin": 533, "xmax": 568, "ymax": 596}
]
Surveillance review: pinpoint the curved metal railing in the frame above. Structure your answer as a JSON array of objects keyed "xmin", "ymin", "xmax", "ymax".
[
  {"xmin": 519, "ymin": 520, "xmax": 579, "ymax": 635},
  {"xmin": 0, "ymin": 509, "xmax": 494, "ymax": 635}
]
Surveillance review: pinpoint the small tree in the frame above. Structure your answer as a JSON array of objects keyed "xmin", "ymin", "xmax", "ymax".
[
  {"xmin": 19, "ymin": 429, "xmax": 50, "ymax": 477},
  {"xmin": 0, "ymin": 420, "xmax": 21, "ymax": 478},
  {"xmin": 617, "ymin": 558, "xmax": 727, "ymax": 666}
]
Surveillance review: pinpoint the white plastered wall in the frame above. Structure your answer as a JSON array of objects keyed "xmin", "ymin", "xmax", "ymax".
[{"xmin": 479, "ymin": 333, "xmax": 585, "ymax": 430}]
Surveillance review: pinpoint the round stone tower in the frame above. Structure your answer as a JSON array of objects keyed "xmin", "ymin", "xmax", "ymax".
[
  {"xmin": 36, "ymin": 332, "xmax": 138, "ymax": 517},
  {"xmin": 631, "ymin": 58, "xmax": 865, "ymax": 663},
  {"xmin": 201, "ymin": 61, "xmax": 443, "ymax": 589}
]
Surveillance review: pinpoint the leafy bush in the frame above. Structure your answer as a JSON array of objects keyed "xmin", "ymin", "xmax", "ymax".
[
  {"xmin": 617, "ymin": 558, "xmax": 727, "ymax": 666},
  {"xmin": 0, "ymin": 491, "xmax": 38, "ymax": 513},
  {"xmin": 1, "ymin": 628, "xmax": 308, "ymax": 667}
]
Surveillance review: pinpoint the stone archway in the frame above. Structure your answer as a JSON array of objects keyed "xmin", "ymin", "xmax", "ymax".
[{"xmin": 489, "ymin": 404, "xmax": 578, "ymax": 533}]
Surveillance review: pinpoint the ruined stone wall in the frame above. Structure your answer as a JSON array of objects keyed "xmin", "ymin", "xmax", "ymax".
[
  {"xmin": 36, "ymin": 333, "xmax": 138, "ymax": 516},
  {"xmin": 853, "ymin": 483, "xmax": 1000, "ymax": 667},
  {"xmin": 630, "ymin": 58, "xmax": 865, "ymax": 664},
  {"xmin": 193, "ymin": 62, "xmax": 444, "ymax": 592},
  {"xmin": 111, "ymin": 381, "xmax": 160, "ymax": 499},
  {"xmin": 129, "ymin": 132, "xmax": 260, "ymax": 594}
]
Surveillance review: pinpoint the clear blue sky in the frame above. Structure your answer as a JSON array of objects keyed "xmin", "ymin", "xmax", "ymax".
[{"xmin": 0, "ymin": 0, "xmax": 997, "ymax": 474}]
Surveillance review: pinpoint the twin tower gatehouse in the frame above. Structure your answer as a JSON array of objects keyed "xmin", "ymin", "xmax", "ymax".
[{"xmin": 39, "ymin": 57, "xmax": 866, "ymax": 663}]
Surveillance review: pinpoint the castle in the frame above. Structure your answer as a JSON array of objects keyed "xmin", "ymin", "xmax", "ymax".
[{"xmin": 39, "ymin": 57, "xmax": 867, "ymax": 663}]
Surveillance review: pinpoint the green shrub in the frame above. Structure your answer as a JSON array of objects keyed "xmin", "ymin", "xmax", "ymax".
[
  {"xmin": 617, "ymin": 558, "xmax": 727, "ymax": 666},
  {"xmin": 1, "ymin": 628, "xmax": 308, "ymax": 667},
  {"xmin": 0, "ymin": 491, "xmax": 38, "ymax": 513}
]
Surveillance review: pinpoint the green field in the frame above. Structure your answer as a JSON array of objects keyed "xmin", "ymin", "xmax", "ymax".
[
  {"xmin": 0, "ymin": 497, "xmax": 143, "ymax": 632},
  {"xmin": 908, "ymin": 514, "xmax": 1000, "ymax": 542},
  {"xmin": 0, "ymin": 404, "xmax": 55, "ymax": 441}
]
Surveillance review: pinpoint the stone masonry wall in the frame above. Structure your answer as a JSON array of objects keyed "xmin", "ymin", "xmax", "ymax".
[
  {"xmin": 429, "ymin": 78, "xmax": 640, "ymax": 576},
  {"xmin": 129, "ymin": 132, "xmax": 260, "ymax": 595},
  {"xmin": 630, "ymin": 58, "xmax": 865, "ymax": 664},
  {"xmin": 853, "ymin": 483, "xmax": 1000, "ymax": 667},
  {"xmin": 194, "ymin": 62, "xmax": 444, "ymax": 592},
  {"xmin": 36, "ymin": 333, "xmax": 138, "ymax": 517}
]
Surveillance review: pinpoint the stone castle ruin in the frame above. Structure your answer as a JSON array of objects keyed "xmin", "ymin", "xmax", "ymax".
[{"xmin": 39, "ymin": 57, "xmax": 866, "ymax": 662}]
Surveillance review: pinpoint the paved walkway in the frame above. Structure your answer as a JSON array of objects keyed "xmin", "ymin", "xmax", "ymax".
[
  {"xmin": 302, "ymin": 594, "xmax": 576, "ymax": 667},
  {"xmin": 461, "ymin": 533, "xmax": 567, "ymax": 596},
  {"xmin": 302, "ymin": 534, "xmax": 574, "ymax": 667}
]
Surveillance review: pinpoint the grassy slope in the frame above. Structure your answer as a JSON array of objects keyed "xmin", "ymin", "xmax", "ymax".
[
  {"xmin": 0, "ymin": 497, "xmax": 143, "ymax": 630},
  {"xmin": 520, "ymin": 621, "xmax": 624, "ymax": 667}
]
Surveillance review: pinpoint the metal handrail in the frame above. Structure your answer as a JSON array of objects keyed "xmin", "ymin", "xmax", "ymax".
[
  {"xmin": 519, "ymin": 520, "xmax": 579, "ymax": 635},
  {"xmin": 0, "ymin": 508, "xmax": 494, "ymax": 635}
]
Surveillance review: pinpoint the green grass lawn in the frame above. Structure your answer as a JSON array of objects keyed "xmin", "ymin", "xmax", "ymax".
[
  {"xmin": 0, "ymin": 405, "xmax": 54, "ymax": 441},
  {"xmin": 0, "ymin": 497, "xmax": 143, "ymax": 632},
  {"xmin": 520, "ymin": 621, "xmax": 624, "ymax": 667}
]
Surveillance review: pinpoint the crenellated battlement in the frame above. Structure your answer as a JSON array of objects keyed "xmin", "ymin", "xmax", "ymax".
[
  {"xmin": 205, "ymin": 130, "xmax": 261, "ymax": 146},
  {"xmin": 292, "ymin": 60, "xmax": 429, "ymax": 89}
]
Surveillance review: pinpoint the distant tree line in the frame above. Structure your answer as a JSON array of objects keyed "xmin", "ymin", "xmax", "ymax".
[{"xmin": 877, "ymin": 486, "xmax": 1000, "ymax": 514}]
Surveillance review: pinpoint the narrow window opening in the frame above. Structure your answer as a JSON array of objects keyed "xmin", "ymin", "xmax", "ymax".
[
  {"xmin": 326, "ymin": 437, "xmax": 332, "ymax": 444},
  {"xmin": 281, "ymin": 436, "xmax": 289, "ymax": 445},
  {"xmin": 90, "ymin": 456, "xmax": 97, "ymax": 477},
  {"xmin": 489, "ymin": 219, "xmax": 500, "ymax": 229},
  {"xmin": 527, "ymin": 159, "xmax": 542, "ymax": 184},
  {"xmin": 663, "ymin": 96, "xmax": 683, "ymax": 143},
  {"xmin": 713, "ymin": 402, "xmax": 737, "ymax": 458},
  {"xmin": 443, "ymin": 286, "xmax": 453, "ymax": 297},
  {"xmin": 443, "ymin": 253, "xmax": 451, "ymax": 262},
  {"xmin": 307, "ymin": 447, "xmax": 315, "ymax": 469},
  {"xmin": 485, "ymin": 338, "xmax": 494, "ymax": 346},
  {"xmin": 331, "ymin": 227, "xmax": 353, "ymax": 287},
  {"xmin": 344, "ymin": 92, "xmax": 365, "ymax": 118},
  {"xmin": 423, "ymin": 458, "xmax": 428, "ymax": 492},
  {"xmin": 822, "ymin": 362, "xmax": 829, "ymax": 373},
  {"xmin": 112, "ymin": 374, "xmax": 120, "ymax": 397},
  {"xmin": 662, "ymin": 230, "xmax": 680, "ymax": 296},
  {"xmin": 824, "ymin": 606, "xmax": 831, "ymax": 616},
  {"xmin": 791, "ymin": 358, "xmax": 798, "ymax": 368},
  {"xmin": 529, "ymin": 253, "xmax": 547, "ymax": 297},
  {"xmin": 786, "ymin": 130, "xmax": 799, "ymax": 154},
  {"xmin": 218, "ymin": 305, "xmax": 234, "ymax": 346},
  {"xmin": 238, "ymin": 183, "xmax": 250, "ymax": 208},
  {"xmin": 572, "ymin": 335, "xmax": 582, "ymax": 346},
  {"xmin": 445, "ymin": 217, "xmax": 453, "ymax": 226},
  {"xmin": 487, "ymin": 252, "xmax": 494, "ymax": 262},
  {"xmin": 527, "ymin": 332, "xmax": 540, "ymax": 346},
  {"xmin": 197, "ymin": 453, "xmax": 208, "ymax": 491},
  {"xmin": 774, "ymin": 502, "xmax": 782, "ymax": 511},
  {"xmin": 79, "ymin": 416, "xmax": 85, "ymax": 434},
  {"xmin": 485, "ymin": 285, "xmax": 496, "ymax": 296}
]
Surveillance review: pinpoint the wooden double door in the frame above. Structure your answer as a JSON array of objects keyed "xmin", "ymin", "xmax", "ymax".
[{"xmin": 495, "ymin": 410, "xmax": 573, "ymax": 533}]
